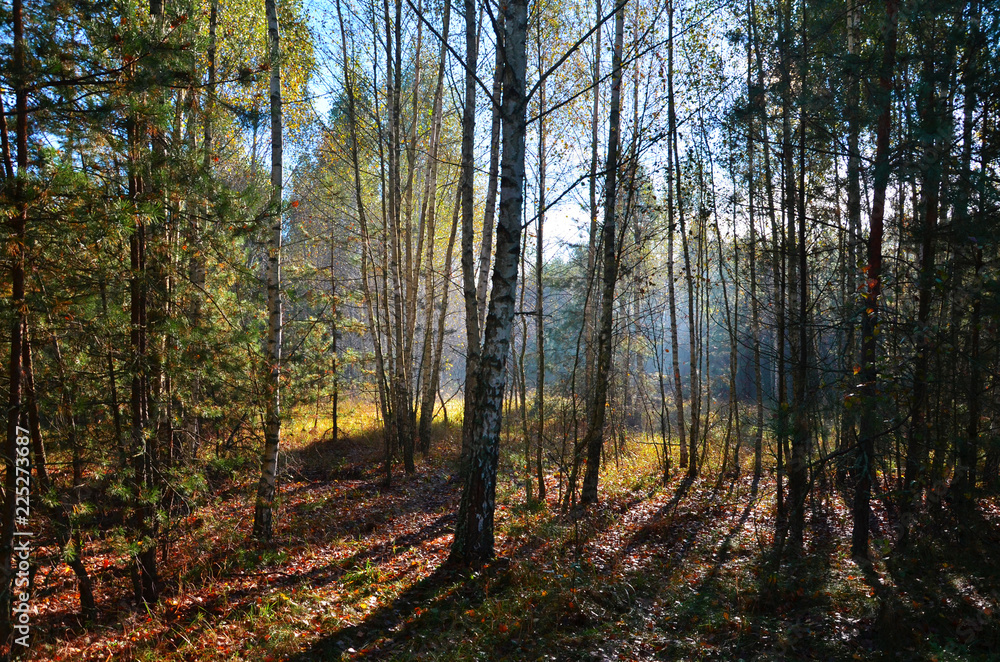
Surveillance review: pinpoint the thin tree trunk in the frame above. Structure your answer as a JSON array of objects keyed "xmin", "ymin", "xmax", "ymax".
[
  {"xmin": 666, "ymin": 0, "xmax": 687, "ymax": 471},
  {"xmin": 788, "ymin": 6, "xmax": 810, "ymax": 551},
  {"xmin": 750, "ymin": 0, "xmax": 782, "ymax": 509},
  {"xmin": 417, "ymin": 0, "xmax": 452, "ymax": 454},
  {"xmin": 385, "ymin": 0, "xmax": 415, "ymax": 475},
  {"xmin": 957, "ymin": 247, "xmax": 982, "ymax": 503},
  {"xmin": 1, "ymin": 0, "xmax": 28, "ymax": 633},
  {"xmin": 584, "ymin": 0, "xmax": 603, "ymax": 409},
  {"xmin": 127, "ymin": 0, "xmax": 158, "ymax": 598},
  {"xmin": 535, "ymin": 30, "xmax": 547, "ymax": 502},
  {"xmin": 402, "ymin": 0, "xmax": 424, "ymax": 375},
  {"xmin": 580, "ymin": 0, "xmax": 626, "ymax": 505},
  {"xmin": 23, "ymin": 323, "xmax": 97, "ymax": 617},
  {"xmin": 476, "ymin": 12, "xmax": 505, "ymax": 332},
  {"xmin": 673, "ymin": 72, "xmax": 698, "ymax": 479},
  {"xmin": 839, "ymin": 0, "xmax": 861, "ymax": 483},
  {"xmin": 253, "ymin": 0, "xmax": 284, "ymax": 541},
  {"xmin": 667, "ymin": 0, "xmax": 699, "ymax": 477},
  {"xmin": 773, "ymin": 0, "xmax": 797, "ymax": 553},
  {"xmin": 748, "ymin": 0, "xmax": 764, "ymax": 486},
  {"xmin": 459, "ymin": 0, "xmax": 482, "ymax": 475},
  {"xmin": 373, "ymin": 0, "xmax": 395, "ymax": 463},
  {"xmin": 185, "ymin": 0, "xmax": 216, "ymax": 460},
  {"xmin": 713, "ymin": 124, "xmax": 739, "ymax": 478},
  {"xmin": 425, "ymin": 194, "xmax": 462, "ymax": 452},
  {"xmin": 330, "ymin": 239, "xmax": 339, "ymax": 443},
  {"xmin": 656, "ymin": 305, "xmax": 671, "ymax": 481},
  {"xmin": 518, "ymin": 229, "xmax": 532, "ymax": 502},
  {"xmin": 953, "ymin": 0, "xmax": 981, "ymax": 506},
  {"xmin": 852, "ymin": 0, "xmax": 898, "ymax": 561},
  {"xmin": 900, "ymin": 51, "xmax": 943, "ymax": 543},
  {"xmin": 338, "ymin": 0, "xmax": 392, "ymax": 484}
]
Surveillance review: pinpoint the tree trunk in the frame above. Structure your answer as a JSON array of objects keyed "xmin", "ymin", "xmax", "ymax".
[
  {"xmin": 338, "ymin": 0, "xmax": 392, "ymax": 484},
  {"xmin": 666, "ymin": 0, "xmax": 699, "ymax": 477},
  {"xmin": 751, "ymin": 0, "xmax": 782, "ymax": 515},
  {"xmin": 385, "ymin": 0, "xmax": 415, "ymax": 475},
  {"xmin": 580, "ymin": 0, "xmax": 626, "ymax": 505},
  {"xmin": 185, "ymin": 0, "xmax": 216, "ymax": 460},
  {"xmin": 957, "ymin": 247, "xmax": 982, "ymax": 504},
  {"xmin": 535, "ymin": 31, "xmax": 547, "ymax": 503},
  {"xmin": 425, "ymin": 195, "xmax": 461, "ymax": 454},
  {"xmin": 23, "ymin": 324, "xmax": 97, "ymax": 617},
  {"xmin": 584, "ymin": 0, "xmax": 603, "ymax": 411},
  {"xmin": 476, "ymin": 11, "xmax": 505, "ymax": 332},
  {"xmin": 127, "ymin": 0, "xmax": 159, "ymax": 599},
  {"xmin": 748, "ymin": 0, "xmax": 764, "ymax": 486},
  {"xmin": 839, "ymin": 0, "xmax": 861, "ymax": 484},
  {"xmin": 900, "ymin": 51, "xmax": 942, "ymax": 544},
  {"xmin": 666, "ymin": 0, "xmax": 687, "ymax": 471},
  {"xmin": 713, "ymin": 123, "xmax": 739, "ymax": 478},
  {"xmin": 1, "ymin": 0, "xmax": 28, "ymax": 636},
  {"xmin": 449, "ymin": 0, "xmax": 528, "ymax": 564},
  {"xmin": 773, "ymin": 0, "xmax": 798, "ymax": 553},
  {"xmin": 518, "ymin": 230, "xmax": 532, "ymax": 502},
  {"xmin": 459, "ymin": 0, "xmax": 482, "ymax": 475},
  {"xmin": 330, "ymin": 239, "xmax": 339, "ymax": 444},
  {"xmin": 788, "ymin": 9, "xmax": 810, "ymax": 552},
  {"xmin": 952, "ymin": 0, "xmax": 981, "ymax": 506},
  {"xmin": 253, "ymin": 0, "xmax": 284, "ymax": 542},
  {"xmin": 402, "ymin": 0, "xmax": 424, "ymax": 380},
  {"xmin": 851, "ymin": 0, "xmax": 898, "ymax": 561},
  {"xmin": 417, "ymin": 0, "xmax": 452, "ymax": 455}
]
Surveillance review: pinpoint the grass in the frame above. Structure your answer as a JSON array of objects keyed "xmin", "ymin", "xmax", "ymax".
[{"xmin": 27, "ymin": 400, "xmax": 1000, "ymax": 661}]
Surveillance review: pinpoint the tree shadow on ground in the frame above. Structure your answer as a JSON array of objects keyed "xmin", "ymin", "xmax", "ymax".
[
  {"xmin": 872, "ymin": 502, "xmax": 1000, "ymax": 660},
  {"xmin": 609, "ymin": 473, "xmax": 849, "ymax": 660},
  {"xmin": 284, "ymin": 561, "xmax": 517, "ymax": 661},
  {"xmin": 738, "ymin": 489, "xmax": 842, "ymax": 659},
  {"xmin": 281, "ymin": 474, "xmax": 704, "ymax": 661},
  {"xmin": 32, "ymin": 420, "xmax": 465, "ymax": 655}
]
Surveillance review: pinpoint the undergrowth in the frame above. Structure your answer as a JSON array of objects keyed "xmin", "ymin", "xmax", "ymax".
[{"xmin": 27, "ymin": 403, "xmax": 1000, "ymax": 661}]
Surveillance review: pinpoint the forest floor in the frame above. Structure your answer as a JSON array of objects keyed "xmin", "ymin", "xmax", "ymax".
[{"xmin": 31, "ymin": 407, "xmax": 1000, "ymax": 661}]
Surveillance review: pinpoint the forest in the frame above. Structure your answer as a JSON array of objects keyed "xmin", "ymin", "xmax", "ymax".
[{"xmin": 0, "ymin": 0, "xmax": 998, "ymax": 657}]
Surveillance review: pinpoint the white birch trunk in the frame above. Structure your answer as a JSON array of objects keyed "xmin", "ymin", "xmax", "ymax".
[{"xmin": 253, "ymin": 0, "xmax": 283, "ymax": 541}]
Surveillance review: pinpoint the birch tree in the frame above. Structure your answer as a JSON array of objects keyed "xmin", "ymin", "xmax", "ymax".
[
  {"xmin": 252, "ymin": 0, "xmax": 284, "ymax": 542},
  {"xmin": 450, "ymin": 0, "xmax": 529, "ymax": 564}
]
